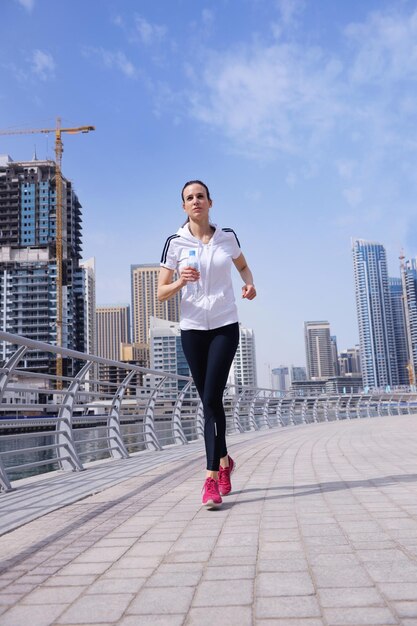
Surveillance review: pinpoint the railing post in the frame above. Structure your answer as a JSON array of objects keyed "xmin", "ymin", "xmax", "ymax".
[
  {"xmin": 366, "ymin": 394, "xmax": 372, "ymax": 418},
  {"xmin": 233, "ymin": 389, "xmax": 245, "ymax": 433},
  {"xmin": 345, "ymin": 395, "xmax": 352, "ymax": 420},
  {"xmin": 289, "ymin": 398, "xmax": 296, "ymax": 425},
  {"xmin": 172, "ymin": 382, "xmax": 190, "ymax": 445},
  {"xmin": 0, "ymin": 345, "xmax": 27, "ymax": 400},
  {"xmin": 324, "ymin": 397, "xmax": 329, "ymax": 422},
  {"xmin": 261, "ymin": 393, "xmax": 273, "ymax": 428},
  {"xmin": 195, "ymin": 399, "xmax": 204, "ymax": 438},
  {"xmin": 143, "ymin": 378, "xmax": 164, "ymax": 451},
  {"xmin": 0, "ymin": 456, "xmax": 12, "ymax": 492},
  {"xmin": 335, "ymin": 396, "xmax": 341, "ymax": 420},
  {"xmin": 56, "ymin": 362, "xmax": 91, "ymax": 471},
  {"xmin": 108, "ymin": 370, "xmax": 134, "ymax": 460},
  {"xmin": 248, "ymin": 390, "xmax": 260, "ymax": 431},
  {"xmin": 276, "ymin": 397, "xmax": 284, "ymax": 426},
  {"xmin": 312, "ymin": 397, "xmax": 319, "ymax": 422},
  {"xmin": 301, "ymin": 398, "xmax": 308, "ymax": 424},
  {"xmin": 0, "ymin": 345, "xmax": 28, "ymax": 490}
]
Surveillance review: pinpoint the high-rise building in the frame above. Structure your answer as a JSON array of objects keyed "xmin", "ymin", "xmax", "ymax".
[
  {"xmin": 271, "ymin": 366, "xmax": 289, "ymax": 392},
  {"xmin": 149, "ymin": 316, "xmax": 193, "ymax": 396},
  {"xmin": 0, "ymin": 154, "xmax": 87, "ymax": 373},
  {"xmin": 229, "ymin": 325, "xmax": 257, "ymax": 388},
  {"xmin": 131, "ymin": 264, "xmax": 180, "ymax": 366},
  {"xmin": 401, "ymin": 257, "xmax": 417, "ymax": 385},
  {"xmin": 304, "ymin": 321, "xmax": 336, "ymax": 380},
  {"xmin": 389, "ymin": 276, "xmax": 409, "ymax": 385},
  {"xmin": 339, "ymin": 346, "xmax": 361, "ymax": 376},
  {"xmin": 96, "ymin": 305, "xmax": 130, "ymax": 362},
  {"xmin": 290, "ymin": 366, "xmax": 307, "ymax": 383},
  {"xmin": 330, "ymin": 335, "xmax": 340, "ymax": 376},
  {"xmin": 352, "ymin": 239, "xmax": 398, "ymax": 389},
  {"xmin": 77, "ymin": 258, "xmax": 96, "ymax": 355}
]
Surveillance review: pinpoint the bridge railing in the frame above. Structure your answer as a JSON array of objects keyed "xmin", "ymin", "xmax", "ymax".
[{"xmin": 1, "ymin": 331, "xmax": 417, "ymax": 492}]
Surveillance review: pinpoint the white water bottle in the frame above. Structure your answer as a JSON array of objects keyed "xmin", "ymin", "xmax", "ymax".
[{"xmin": 188, "ymin": 249, "xmax": 200, "ymax": 298}]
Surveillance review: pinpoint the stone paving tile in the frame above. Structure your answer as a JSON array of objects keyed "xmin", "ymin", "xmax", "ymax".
[
  {"xmin": 56, "ymin": 593, "xmax": 134, "ymax": 624},
  {"xmin": 0, "ymin": 603, "xmax": 65, "ymax": 626},
  {"xmin": 193, "ymin": 579, "xmax": 253, "ymax": 606},
  {"xmin": 318, "ymin": 586, "xmax": 385, "ymax": 607},
  {"xmin": 393, "ymin": 601, "xmax": 417, "ymax": 618},
  {"xmin": 256, "ymin": 617, "xmax": 327, "ymax": 626},
  {"xmin": 127, "ymin": 586, "xmax": 194, "ymax": 614},
  {"xmin": 312, "ymin": 565, "xmax": 374, "ymax": 588},
  {"xmin": 323, "ymin": 606, "xmax": 398, "ymax": 625},
  {"xmin": 186, "ymin": 606, "xmax": 252, "ymax": 625},
  {"xmin": 119, "ymin": 616, "xmax": 185, "ymax": 626},
  {"xmin": 21, "ymin": 585, "xmax": 85, "ymax": 604},
  {"xmin": 255, "ymin": 595, "xmax": 321, "ymax": 619},
  {"xmin": 256, "ymin": 571, "xmax": 315, "ymax": 596},
  {"xmin": 378, "ymin": 582, "xmax": 417, "ymax": 601},
  {"xmin": 204, "ymin": 564, "xmax": 255, "ymax": 579}
]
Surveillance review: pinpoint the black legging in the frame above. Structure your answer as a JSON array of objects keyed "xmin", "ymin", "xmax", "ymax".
[{"xmin": 181, "ymin": 322, "xmax": 240, "ymax": 471}]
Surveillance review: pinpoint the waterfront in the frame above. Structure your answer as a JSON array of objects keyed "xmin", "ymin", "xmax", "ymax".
[{"xmin": 0, "ymin": 422, "xmax": 177, "ymax": 482}]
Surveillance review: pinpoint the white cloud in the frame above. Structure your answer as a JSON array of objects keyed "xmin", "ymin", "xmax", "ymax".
[
  {"xmin": 276, "ymin": 0, "xmax": 305, "ymax": 27},
  {"xmin": 15, "ymin": 0, "xmax": 34, "ymax": 11},
  {"xmin": 134, "ymin": 15, "xmax": 166, "ymax": 45},
  {"xmin": 31, "ymin": 50, "xmax": 55, "ymax": 80},
  {"xmin": 202, "ymin": 9, "xmax": 214, "ymax": 26},
  {"xmin": 83, "ymin": 48, "xmax": 136, "ymax": 78},
  {"xmin": 346, "ymin": 8, "xmax": 417, "ymax": 84},
  {"xmin": 190, "ymin": 42, "xmax": 343, "ymax": 157}
]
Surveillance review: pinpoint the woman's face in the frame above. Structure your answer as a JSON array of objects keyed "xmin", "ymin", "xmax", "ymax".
[{"xmin": 182, "ymin": 183, "xmax": 212, "ymax": 221}]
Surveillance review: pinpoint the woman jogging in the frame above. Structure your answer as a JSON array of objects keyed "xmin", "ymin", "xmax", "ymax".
[{"xmin": 158, "ymin": 180, "xmax": 256, "ymax": 509}]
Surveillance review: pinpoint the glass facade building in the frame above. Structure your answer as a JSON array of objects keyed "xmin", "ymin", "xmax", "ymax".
[
  {"xmin": 352, "ymin": 239, "xmax": 399, "ymax": 389},
  {"xmin": 0, "ymin": 155, "xmax": 91, "ymax": 374},
  {"xmin": 401, "ymin": 258, "xmax": 417, "ymax": 385}
]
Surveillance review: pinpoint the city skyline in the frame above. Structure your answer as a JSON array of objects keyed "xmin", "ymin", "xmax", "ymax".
[{"xmin": 2, "ymin": 1, "xmax": 417, "ymax": 385}]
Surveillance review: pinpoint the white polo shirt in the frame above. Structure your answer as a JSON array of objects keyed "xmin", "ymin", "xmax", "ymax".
[{"xmin": 160, "ymin": 224, "xmax": 242, "ymax": 331}]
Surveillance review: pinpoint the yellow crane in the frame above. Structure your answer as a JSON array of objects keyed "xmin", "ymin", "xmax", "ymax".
[
  {"xmin": 0, "ymin": 118, "xmax": 95, "ymax": 383},
  {"xmin": 406, "ymin": 362, "xmax": 416, "ymax": 387}
]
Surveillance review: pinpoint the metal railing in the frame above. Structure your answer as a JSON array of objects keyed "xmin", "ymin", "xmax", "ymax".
[{"xmin": 1, "ymin": 330, "xmax": 417, "ymax": 492}]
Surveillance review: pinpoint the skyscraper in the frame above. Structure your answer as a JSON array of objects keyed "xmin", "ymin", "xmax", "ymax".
[
  {"xmin": 0, "ymin": 155, "xmax": 88, "ymax": 373},
  {"xmin": 96, "ymin": 305, "xmax": 130, "ymax": 362},
  {"xmin": 304, "ymin": 321, "xmax": 335, "ymax": 380},
  {"xmin": 229, "ymin": 325, "xmax": 257, "ymax": 388},
  {"xmin": 389, "ymin": 276, "xmax": 408, "ymax": 385},
  {"xmin": 339, "ymin": 346, "xmax": 361, "ymax": 376},
  {"xmin": 401, "ymin": 257, "xmax": 417, "ymax": 385},
  {"xmin": 271, "ymin": 366, "xmax": 289, "ymax": 392},
  {"xmin": 352, "ymin": 239, "xmax": 398, "ymax": 389},
  {"xmin": 131, "ymin": 264, "xmax": 180, "ymax": 365},
  {"xmin": 149, "ymin": 316, "xmax": 193, "ymax": 395},
  {"xmin": 78, "ymin": 258, "xmax": 96, "ymax": 355}
]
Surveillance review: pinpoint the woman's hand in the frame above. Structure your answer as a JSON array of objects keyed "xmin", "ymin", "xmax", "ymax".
[
  {"xmin": 242, "ymin": 284, "xmax": 256, "ymax": 300},
  {"xmin": 180, "ymin": 266, "xmax": 200, "ymax": 285}
]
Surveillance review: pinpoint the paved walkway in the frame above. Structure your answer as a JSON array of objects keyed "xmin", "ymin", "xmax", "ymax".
[{"xmin": 1, "ymin": 415, "xmax": 417, "ymax": 626}]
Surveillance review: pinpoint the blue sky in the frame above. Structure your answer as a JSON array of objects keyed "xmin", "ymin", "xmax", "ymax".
[{"xmin": 2, "ymin": 0, "xmax": 417, "ymax": 386}]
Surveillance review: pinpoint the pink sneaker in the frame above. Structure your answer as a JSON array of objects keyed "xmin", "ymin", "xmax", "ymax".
[
  {"xmin": 202, "ymin": 477, "xmax": 222, "ymax": 509},
  {"xmin": 218, "ymin": 456, "xmax": 235, "ymax": 496}
]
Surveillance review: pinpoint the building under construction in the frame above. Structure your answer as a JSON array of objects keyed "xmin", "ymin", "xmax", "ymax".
[{"xmin": 0, "ymin": 154, "xmax": 93, "ymax": 375}]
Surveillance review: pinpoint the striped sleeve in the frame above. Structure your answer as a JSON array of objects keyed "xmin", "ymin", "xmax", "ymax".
[
  {"xmin": 160, "ymin": 234, "xmax": 179, "ymax": 269},
  {"xmin": 222, "ymin": 228, "xmax": 241, "ymax": 259}
]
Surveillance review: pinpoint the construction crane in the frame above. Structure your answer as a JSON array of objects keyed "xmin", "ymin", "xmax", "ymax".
[
  {"xmin": 0, "ymin": 118, "xmax": 95, "ymax": 383},
  {"xmin": 406, "ymin": 362, "xmax": 416, "ymax": 388}
]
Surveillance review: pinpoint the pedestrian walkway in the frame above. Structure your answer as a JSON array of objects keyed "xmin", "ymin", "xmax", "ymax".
[{"xmin": 1, "ymin": 415, "xmax": 417, "ymax": 626}]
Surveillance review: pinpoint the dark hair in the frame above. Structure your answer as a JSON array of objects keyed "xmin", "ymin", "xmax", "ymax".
[{"xmin": 181, "ymin": 180, "xmax": 211, "ymax": 202}]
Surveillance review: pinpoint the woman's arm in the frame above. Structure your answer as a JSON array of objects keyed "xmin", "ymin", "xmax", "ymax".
[
  {"xmin": 233, "ymin": 253, "xmax": 257, "ymax": 300},
  {"xmin": 157, "ymin": 266, "xmax": 200, "ymax": 302}
]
